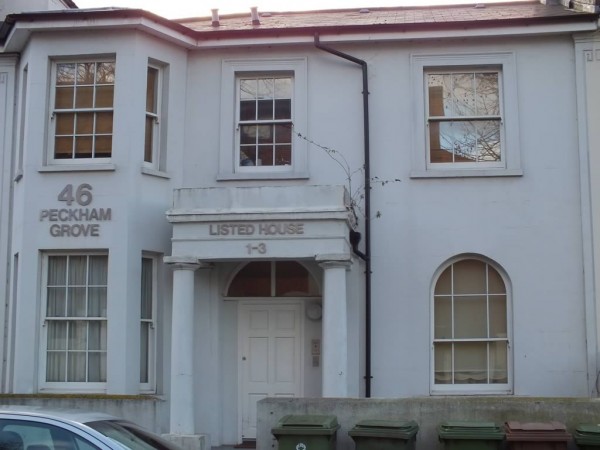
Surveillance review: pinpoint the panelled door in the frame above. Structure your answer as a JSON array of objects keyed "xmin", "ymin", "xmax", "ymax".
[{"xmin": 238, "ymin": 302, "xmax": 303, "ymax": 440}]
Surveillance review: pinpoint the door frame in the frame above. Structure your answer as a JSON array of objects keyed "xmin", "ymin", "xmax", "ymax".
[{"xmin": 237, "ymin": 299, "xmax": 306, "ymax": 442}]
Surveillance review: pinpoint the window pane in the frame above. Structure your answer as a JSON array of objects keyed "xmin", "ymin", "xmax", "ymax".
[
  {"xmin": 47, "ymin": 321, "xmax": 67, "ymax": 350},
  {"xmin": 275, "ymin": 124, "xmax": 291, "ymax": 144},
  {"xmin": 452, "ymin": 73, "xmax": 476, "ymax": 117},
  {"xmin": 95, "ymin": 85, "xmax": 114, "ymax": 108},
  {"xmin": 240, "ymin": 125, "xmax": 256, "ymax": 145},
  {"xmin": 228, "ymin": 261, "xmax": 271, "ymax": 296},
  {"xmin": 145, "ymin": 116, "xmax": 154, "ymax": 163},
  {"xmin": 434, "ymin": 267, "xmax": 451, "ymax": 295},
  {"xmin": 275, "ymin": 78, "xmax": 292, "ymax": 98},
  {"xmin": 453, "ymin": 260, "xmax": 486, "ymax": 294},
  {"xmin": 140, "ymin": 323, "xmax": 150, "ymax": 383},
  {"xmin": 240, "ymin": 147, "xmax": 256, "ymax": 166},
  {"xmin": 48, "ymin": 256, "xmax": 67, "ymax": 285},
  {"xmin": 94, "ymin": 136, "xmax": 112, "ymax": 158},
  {"xmin": 75, "ymin": 86, "xmax": 93, "ymax": 108},
  {"xmin": 89, "ymin": 255, "xmax": 108, "ymax": 284},
  {"xmin": 67, "ymin": 351, "xmax": 86, "ymax": 382},
  {"xmin": 258, "ymin": 146, "xmax": 273, "ymax": 166},
  {"xmin": 476, "ymin": 121, "xmax": 501, "ymax": 161},
  {"xmin": 427, "ymin": 74, "xmax": 451, "ymax": 116},
  {"xmin": 146, "ymin": 67, "xmax": 158, "ymax": 113},
  {"xmin": 47, "ymin": 288, "xmax": 66, "ymax": 317},
  {"xmin": 47, "ymin": 352, "xmax": 66, "ymax": 382},
  {"xmin": 76, "ymin": 113, "xmax": 94, "ymax": 135},
  {"xmin": 88, "ymin": 287, "xmax": 107, "ymax": 317},
  {"xmin": 454, "ymin": 296, "xmax": 487, "ymax": 339},
  {"xmin": 240, "ymin": 100, "xmax": 256, "ymax": 121},
  {"xmin": 56, "ymin": 63, "xmax": 76, "ymax": 85},
  {"xmin": 490, "ymin": 341, "xmax": 508, "ymax": 383},
  {"xmin": 257, "ymin": 100, "xmax": 273, "ymax": 120},
  {"xmin": 489, "ymin": 295, "xmax": 507, "ymax": 338},
  {"xmin": 275, "ymin": 261, "xmax": 318, "ymax": 296},
  {"xmin": 88, "ymin": 321, "xmax": 107, "ymax": 350},
  {"xmin": 475, "ymin": 73, "xmax": 499, "ymax": 116},
  {"xmin": 55, "ymin": 137, "xmax": 73, "ymax": 158},
  {"xmin": 88, "ymin": 352, "xmax": 107, "ymax": 382},
  {"xmin": 95, "ymin": 112, "xmax": 113, "ymax": 134},
  {"xmin": 96, "ymin": 62, "xmax": 115, "ymax": 84},
  {"xmin": 434, "ymin": 342, "xmax": 452, "ymax": 384},
  {"xmin": 55, "ymin": 113, "xmax": 75, "ymax": 135},
  {"xmin": 257, "ymin": 125, "xmax": 273, "ymax": 144},
  {"xmin": 69, "ymin": 256, "xmax": 87, "ymax": 285},
  {"xmin": 141, "ymin": 258, "xmax": 153, "ymax": 320},
  {"xmin": 55, "ymin": 87, "xmax": 74, "ymax": 109},
  {"xmin": 257, "ymin": 78, "xmax": 274, "ymax": 99},
  {"xmin": 77, "ymin": 63, "xmax": 95, "ymax": 84},
  {"xmin": 67, "ymin": 287, "xmax": 86, "ymax": 317},
  {"xmin": 454, "ymin": 342, "xmax": 487, "ymax": 384},
  {"xmin": 434, "ymin": 297, "xmax": 452, "ymax": 339},
  {"xmin": 275, "ymin": 145, "xmax": 292, "ymax": 166},
  {"xmin": 240, "ymin": 79, "xmax": 257, "ymax": 99},
  {"xmin": 488, "ymin": 267, "xmax": 505, "ymax": 294},
  {"xmin": 68, "ymin": 321, "xmax": 86, "ymax": 350}
]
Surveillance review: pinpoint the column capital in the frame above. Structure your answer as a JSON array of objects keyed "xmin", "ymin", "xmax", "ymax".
[
  {"xmin": 316, "ymin": 253, "xmax": 352, "ymax": 269},
  {"xmin": 163, "ymin": 256, "xmax": 212, "ymax": 271}
]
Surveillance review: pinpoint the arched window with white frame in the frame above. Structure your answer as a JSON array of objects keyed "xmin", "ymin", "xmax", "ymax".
[{"xmin": 432, "ymin": 256, "xmax": 511, "ymax": 394}]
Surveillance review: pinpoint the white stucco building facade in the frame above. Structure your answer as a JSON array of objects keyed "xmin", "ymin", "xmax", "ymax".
[{"xmin": 0, "ymin": 0, "xmax": 600, "ymax": 447}]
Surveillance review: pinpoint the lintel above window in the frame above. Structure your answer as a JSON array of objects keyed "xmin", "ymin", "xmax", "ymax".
[{"xmin": 410, "ymin": 53, "xmax": 522, "ymax": 178}]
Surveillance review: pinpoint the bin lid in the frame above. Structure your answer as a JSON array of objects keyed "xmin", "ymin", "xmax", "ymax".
[
  {"xmin": 438, "ymin": 421, "xmax": 504, "ymax": 441},
  {"xmin": 504, "ymin": 422, "xmax": 571, "ymax": 442},
  {"xmin": 272, "ymin": 415, "xmax": 340, "ymax": 437},
  {"xmin": 349, "ymin": 420, "xmax": 419, "ymax": 439},
  {"xmin": 574, "ymin": 424, "xmax": 600, "ymax": 445}
]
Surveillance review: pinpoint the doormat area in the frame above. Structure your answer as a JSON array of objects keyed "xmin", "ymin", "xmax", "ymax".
[{"xmin": 234, "ymin": 441, "xmax": 256, "ymax": 449}]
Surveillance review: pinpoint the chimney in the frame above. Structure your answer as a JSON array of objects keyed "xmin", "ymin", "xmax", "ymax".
[
  {"xmin": 250, "ymin": 6, "xmax": 260, "ymax": 25},
  {"xmin": 211, "ymin": 8, "xmax": 219, "ymax": 27},
  {"xmin": 540, "ymin": 0, "xmax": 599, "ymax": 12}
]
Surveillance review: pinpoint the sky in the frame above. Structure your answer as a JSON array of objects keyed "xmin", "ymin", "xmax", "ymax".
[{"xmin": 74, "ymin": 0, "xmax": 514, "ymax": 19}]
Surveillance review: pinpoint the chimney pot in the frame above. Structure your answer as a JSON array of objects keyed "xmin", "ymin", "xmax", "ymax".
[
  {"xmin": 211, "ymin": 8, "xmax": 220, "ymax": 27},
  {"xmin": 250, "ymin": 6, "xmax": 260, "ymax": 25}
]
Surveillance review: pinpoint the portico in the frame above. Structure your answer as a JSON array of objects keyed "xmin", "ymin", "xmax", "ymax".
[{"xmin": 163, "ymin": 185, "xmax": 362, "ymax": 441}]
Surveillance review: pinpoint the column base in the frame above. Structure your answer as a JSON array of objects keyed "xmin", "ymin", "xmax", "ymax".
[{"xmin": 161, "ymin": 434, "xmax": 209, "ymax": 450}]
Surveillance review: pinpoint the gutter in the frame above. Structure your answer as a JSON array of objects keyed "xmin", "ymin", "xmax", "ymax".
[{"xmin": 314, "ymin": 34, "xmax": 372, "ymax": 397}]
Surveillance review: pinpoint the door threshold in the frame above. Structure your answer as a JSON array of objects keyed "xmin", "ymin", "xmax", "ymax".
[{"xmin": 234, "ymin": 440, "xmax": 256, "ymax": 449}]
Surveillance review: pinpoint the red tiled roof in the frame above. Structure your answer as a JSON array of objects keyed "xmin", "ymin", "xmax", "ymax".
[{"xmin": 176, "ymin": 1, "xmax": 597, "ymax": 35}]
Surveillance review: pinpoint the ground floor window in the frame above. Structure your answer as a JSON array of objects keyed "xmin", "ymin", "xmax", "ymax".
[
  {"xmin": 43, "ymin": 254, "xmax": 108, "ymax": 384},
  {"xmin": 432, "ymin": 257, "xmax": 510, "ymax": 393}
]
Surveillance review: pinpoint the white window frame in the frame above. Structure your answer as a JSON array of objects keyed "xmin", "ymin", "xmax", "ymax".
[
  {"xmin": 218, "ymin": 58, "xmax": 308, "ymax": 180},
  {"xmin": 39, "ymin": 252, "xmax": 108, "ymax": 393},
  {"xmin": 411, "ymin": 53, "xmax": 522, "ymax": 178},
  {"xmin": 142, "ymin": 61, "xmax": 168, "ymax": 175},
  {"xmin": 430, "ymin": 255, "xmax": 513, "ymax": 395},
  {"xmin": 140, "ymin": 254, "xmax": 157, "ymax": 393},
  {"xmin": 47, "ymin": 58, "xmax": 115, "ymax": 166}
]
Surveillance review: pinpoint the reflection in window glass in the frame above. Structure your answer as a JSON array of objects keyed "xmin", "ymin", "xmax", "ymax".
[{"xmin": 227, "ymin": 261, "xmax": 319, "ymax": 297}]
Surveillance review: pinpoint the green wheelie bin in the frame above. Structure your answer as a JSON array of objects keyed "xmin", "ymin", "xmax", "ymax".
[
  {"xmin": 575, "ymin": 424, "xmax": 600, "ymax": 449},
  {"xmin": 438, "ymin": 421, "xmax": 505, "ymax": 450},
  {"xmin": 349, "ymin": 419, "xmax": 419, "ymax": 450},
  {"xmin": 272, "ymin": 415, "xmax": 339, "ymax": 450}
]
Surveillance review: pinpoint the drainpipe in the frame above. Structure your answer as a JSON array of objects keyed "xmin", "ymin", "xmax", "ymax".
[{"xmin": 314, "ymin": 34, "xmax": 372, "ymax": 397}]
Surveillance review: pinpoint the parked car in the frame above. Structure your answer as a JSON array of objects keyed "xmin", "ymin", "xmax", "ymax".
[{"xmin": 0, "ymin": 406, "xmax": 180, "ymax": 450}]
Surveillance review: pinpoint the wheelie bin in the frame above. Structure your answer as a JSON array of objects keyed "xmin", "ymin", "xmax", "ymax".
[
  {"xmin": 438, "ymin": 421, "xmax": 505, "ymax": 450},
  {"xmin": 272, "ymin": 415, "xmax": 339, "ymax": 450},
  {"xmin": 349, "ymin": 419, "xmax": 419, "ymax": 450}
]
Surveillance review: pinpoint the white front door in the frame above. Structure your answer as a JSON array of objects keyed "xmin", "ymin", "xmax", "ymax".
[{"xmin": 238, "ymin": 302, "xmax": 303, "ymax": 440}]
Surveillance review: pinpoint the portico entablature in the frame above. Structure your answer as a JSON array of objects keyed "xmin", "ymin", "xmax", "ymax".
[{"xmin": 166, "ymin": 185, "xmax": 356, "ymax": 261}]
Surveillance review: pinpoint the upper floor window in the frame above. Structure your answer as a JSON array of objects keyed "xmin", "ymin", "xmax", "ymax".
[
  {"xmin": 432, "ymin": 257, "xmax": 511, "ymax": 394},
  {"xmin": 410, "ymin": 53, "xmax": 522, "ymax": 178},
  {"xmin": 218, "ymin": 58, "xmax": 308, "ymax": 180},
  {"xmin": 42, "ymin": 254, "xmax": 108, "ymax": 389},
  {"xmin": 238, "ymin": 76, "xmax": 293, "ymax": 168},
  {"xmin": 51, "ymin": 60, "xmax": 115, "ymax": 163},
  {"xmin": 427, "ymin": 70, "xmax": 501, "ymax": 165}
]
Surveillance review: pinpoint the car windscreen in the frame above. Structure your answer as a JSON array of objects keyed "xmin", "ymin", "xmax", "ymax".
[{"xmin": 85, "ymin": 421, "xmax": 179, "ymax": 450}]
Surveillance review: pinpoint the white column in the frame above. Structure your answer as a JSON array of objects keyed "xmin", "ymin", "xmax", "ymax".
[
  {"xmin": 318, "ymin": 256, "xmax": 352, "ymax": 397},
  {"xmin": 164, "ymin": 257, "xmax": 204, "ymax": 435}
]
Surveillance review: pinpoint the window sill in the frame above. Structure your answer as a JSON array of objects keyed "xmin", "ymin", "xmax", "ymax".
[
  {"xmin": 39, "ymin": 164, "xmax": 116, "ymax": 173},
  {"xmin": 410, "ymin": 168, "xmax": 523, "ymax": 179},
  {"xmin": 431, "ymin": 387, "xmax": 512, "ymax": 396},
  {"xmin": 141, "ymin": 166, "xmax": 170, "ymax": 179},
  {"xmin": 217, "ymin": 171, "xmax": 309, "ymax": 181}
]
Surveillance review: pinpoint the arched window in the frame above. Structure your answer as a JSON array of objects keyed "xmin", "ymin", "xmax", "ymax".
[
  {"xmin": 433, "ymin": 257, "xmax": 510, "ymax": 392},
  {"xmin": 227, "ymin": 261, "xmax": 319, "ymax": 297}
]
